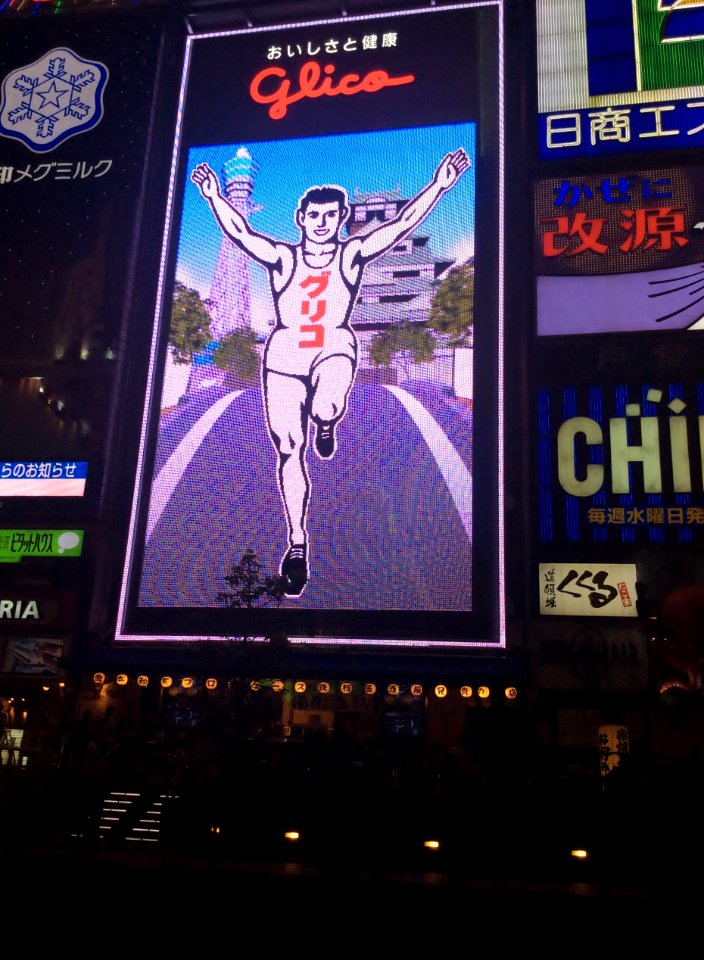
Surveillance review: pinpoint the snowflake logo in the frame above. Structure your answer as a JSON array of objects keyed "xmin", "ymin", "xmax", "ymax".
[{"xmin": 0, "ymin": 47, "xmax": 108, "ymax": 153}]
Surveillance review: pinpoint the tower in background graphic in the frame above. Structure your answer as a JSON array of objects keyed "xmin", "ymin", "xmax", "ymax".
[
  {"xmin": 207, "ymin": 147, "xmax": 262, "ymax": 339},
  {"xmin": 186, "ymin": 147, "xmax": 263, "ymax": 396}
]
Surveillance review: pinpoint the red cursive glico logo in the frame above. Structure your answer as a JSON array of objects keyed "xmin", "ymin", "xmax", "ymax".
[{"xmin": 250, "ymin": 60, "xmax": 415, "ymax": 120}]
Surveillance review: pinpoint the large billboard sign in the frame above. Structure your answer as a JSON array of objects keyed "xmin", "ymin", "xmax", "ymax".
[
  {"xmin": 535, "ymin": 166, "xmax": 704, "ymax": 335},
  {"xmin": 115, "ymin": 2, "xmax": 505, "ymax": 647},
  {"xmin": 536, "ymin": 0, "xmax": 704, "ymax": 160}
]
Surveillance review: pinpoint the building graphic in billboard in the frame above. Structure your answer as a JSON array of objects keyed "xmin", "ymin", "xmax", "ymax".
[
  {"xmin": 536, "ymin": 166, "xmax": 704, "ymax": 335},
  {"xmin": 536, "ymin": 0, "xmax": 704, "ymax": 159},
  {"xmin": 116, "ymin": 2, "xmax": 504, "ymax": 646},
  {"xmin": 537, "ymin": 380, "xmax": 704, "ymax": 545}
]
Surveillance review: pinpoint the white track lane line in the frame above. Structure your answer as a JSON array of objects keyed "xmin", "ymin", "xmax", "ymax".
[
  {"xmin": 145, "ymin": 391, "xmax": 243, "ymax": 541},
  {"xmin": 385, "ymin": 385, "xmax": 472, "ymax": 543}
]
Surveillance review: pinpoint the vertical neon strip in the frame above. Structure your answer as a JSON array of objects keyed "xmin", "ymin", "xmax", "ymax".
[
  {"xmin": 614, "ymin": 384, "xmax": 635, "ymax": 543},
  {"xmin": 563, "ymin": 386, "xmax": 579, "ymax": 541},
  {"xmin": 643, "ymin": 383, "xmax": 664, "ymax": 543},
  {"xmin": 669, "ymin": 382, "xmax": 692, "ymax": 543},
  {"xmin": 589, "ymin": 385, "xmax": 607, "ymax": 542},
  {"xmin": 115, "ymin": 33, "xmax": 195, "ymax": 640},
  {"xmin": 537, "ymin": 388, "xmax": 552, "ymax": 544},
  {"xmin": 496, "ymin": 0, "xmax": 506, "ymax": 647}
]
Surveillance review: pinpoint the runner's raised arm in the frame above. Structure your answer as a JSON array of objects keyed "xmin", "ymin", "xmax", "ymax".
[
  {"xmin": 191, "ymin": 162, "xmax": 288, "ymax": 269},
  {"xmin": 350, "ymin": 148, "xmax": 470, "ymax": 265}
]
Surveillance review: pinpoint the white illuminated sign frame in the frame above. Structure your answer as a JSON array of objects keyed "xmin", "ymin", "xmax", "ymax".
[{"xmin": 114, "ymin": 1, "xmax": 506, "ymax": 649}]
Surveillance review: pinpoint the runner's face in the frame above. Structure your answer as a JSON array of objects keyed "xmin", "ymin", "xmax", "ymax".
[{"xmin": 300, "ymin": 201, "xmax": 342, "ymax": 243}]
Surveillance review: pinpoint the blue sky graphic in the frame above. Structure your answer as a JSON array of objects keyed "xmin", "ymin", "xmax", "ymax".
[{"xmin": 175, "ymin": 122, "xmax": 476, "ymax": 325}]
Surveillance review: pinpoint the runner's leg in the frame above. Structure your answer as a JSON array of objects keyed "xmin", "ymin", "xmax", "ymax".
[
  {"xmin": 311, "ymin": 355, "xmax": 355, "ymax": 459},
  {"xmin": 263, "ymin": 369, "xmax": 310, "ymax": 545},
  {"xmin": 263, "ymin": 369, "xmax": 310, "ymax": 594}
]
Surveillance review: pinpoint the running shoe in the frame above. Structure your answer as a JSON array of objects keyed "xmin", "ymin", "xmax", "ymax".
[
  {"xmin": 281, "ymin": 543, "xmax": 308, "ymax": 595},
  {"xmin": 315, "ymin": 421, "xmax": 336, "ymax": 459}
]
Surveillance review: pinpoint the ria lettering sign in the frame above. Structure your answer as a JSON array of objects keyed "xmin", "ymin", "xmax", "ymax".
[{"xmin": 0, "ymin": 599, "xmax": 40, "ymax": 620}]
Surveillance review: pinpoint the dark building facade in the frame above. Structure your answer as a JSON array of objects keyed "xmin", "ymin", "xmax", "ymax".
[{"xmin": 0, "ymin": 0, "xmax": 701, "ymax": 816}]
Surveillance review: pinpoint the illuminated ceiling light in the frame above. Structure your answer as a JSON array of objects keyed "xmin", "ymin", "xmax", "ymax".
[
  {"xmin": 284, "ymin": 831, "xmax": 300, "ymax": 841},
  {"xmin": 570, "ymin": 849, "xmax": 588, "ymax": 860},
  {"xmin": 42, "ymin": 686, "xmax": 50, "ymax": 692},
  {"xmin": 424, "ymin": 840, "xmax": 440, "ymax": 850}
]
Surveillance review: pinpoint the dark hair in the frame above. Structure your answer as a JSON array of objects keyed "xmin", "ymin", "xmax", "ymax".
[{"xmin": 299, "ymin": 185, "xmax": 348, "ymax": 214}]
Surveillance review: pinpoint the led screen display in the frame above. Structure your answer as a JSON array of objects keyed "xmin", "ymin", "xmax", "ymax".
[
  {"xmin": 116, "ymin": 2, "xmax": 504, "ymax": 646},
  {"xmin": 0, "ymin": 461, "xmax": 88, "ymax": 497},
  {"xmin": 536, "ymin": 0, "xmax": 704, "ymax": 159},
  {"xmin": 2, "ymin": 637, "xmax": 63, "ymax": 675},
  {"xmin": 535, "ymin": 166, "xmax": 704, "ymax": 335}
]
